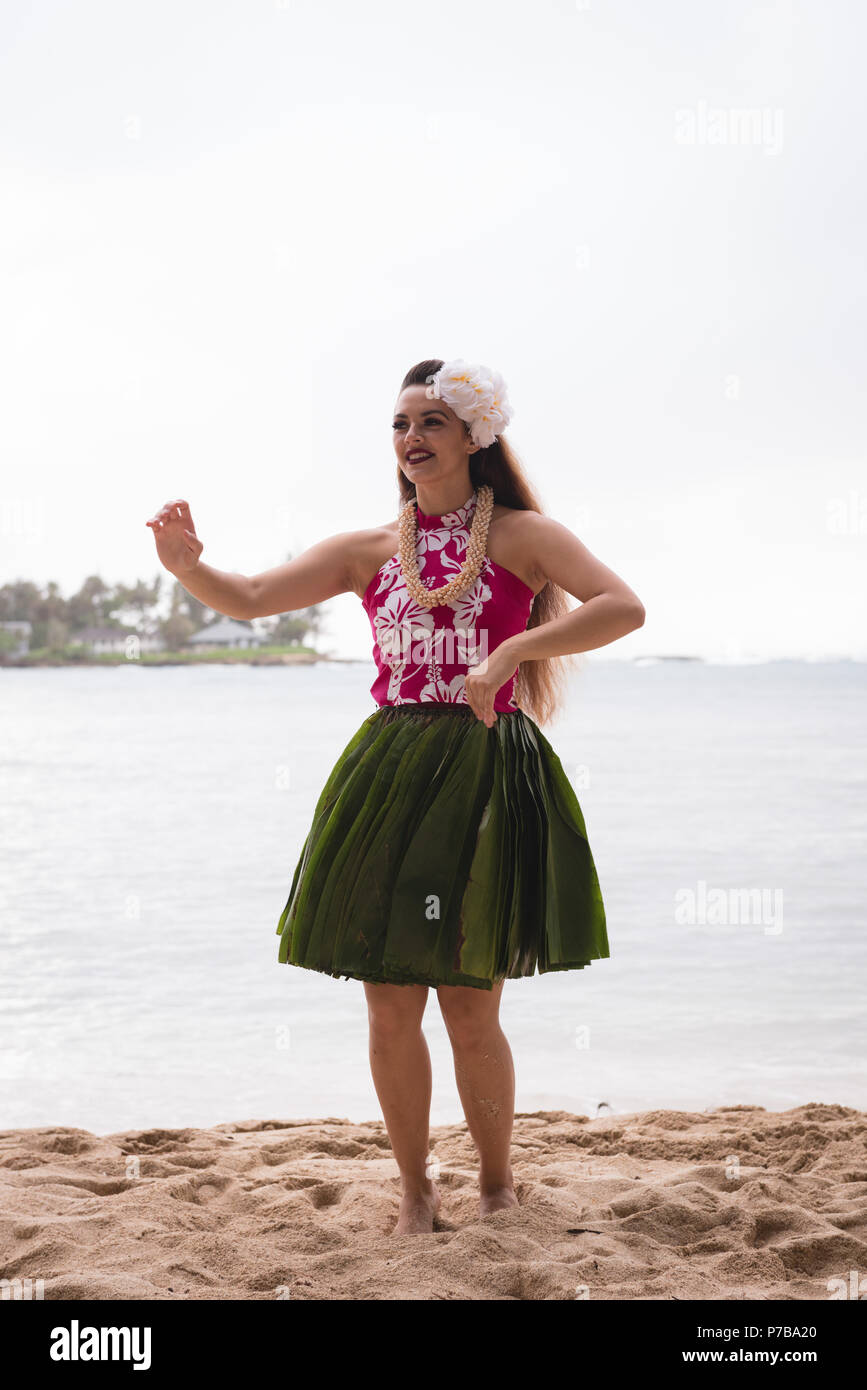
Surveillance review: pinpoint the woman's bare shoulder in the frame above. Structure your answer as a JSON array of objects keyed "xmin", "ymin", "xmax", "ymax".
[
  {"xmin": 488, "ymin": 506, "xmax": 552, "ymax": 593},
  {"xmin": 492, "ymin": 506, "xmax": 580, "ymax": 551},
  {"xmin": 491, "ymin": 503, "xmax": 550, "ymax": 532}
]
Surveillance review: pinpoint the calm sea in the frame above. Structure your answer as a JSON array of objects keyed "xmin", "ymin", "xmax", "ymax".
[{"xmin": 1, "ymin": 659, "xmax": 865, "ymax": 1133}]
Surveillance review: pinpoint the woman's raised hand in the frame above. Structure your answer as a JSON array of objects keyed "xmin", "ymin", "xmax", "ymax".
[{"xmin": 145, "ymin": 498, "xmax": 204, "ymax": 574}]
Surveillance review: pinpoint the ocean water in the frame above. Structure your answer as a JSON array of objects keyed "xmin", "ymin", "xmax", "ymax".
[{"xmin": 1, "ymin": 659, "xmax": 865, "ymax": 1134}]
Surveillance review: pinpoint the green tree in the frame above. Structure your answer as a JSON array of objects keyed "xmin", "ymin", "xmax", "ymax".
[
  {"xmin": 0, "ymin": 580, "xmax": 68, "ymax": 647},
  {"xmin": 159, "ymin": 581, "xmax": 207, "ymax": 650},
  {"xmin": 44, "ymin": 617, "xmax": 70, "ymax": 652},
  {"xmin": 162, "ymin": 611, "xmax": 196, "ymax": 650},
  {"xmin": 172, "ymin": 581, "xmax": 211, "ymax": 631},
  {"xmin": 0, "ymin": 628, "xmax": 21, "ymax": 662},
  {"xmin": 263, "ymin": 551, "xmax": 325, "ymax": 648},
  {"xmin": 269, "ymin": 607, "xmax": 321, "ymax": 645},
  {"xmin": 0, "ymin": 580, "xmax": 43, "ymax": 624},
  {"xmin": 66, "ymin": 575, "xmax": 115, "ymax": 631},
  {"xmin": 110, "ymin": 576, "xmax": 162, "ymax": 635}
]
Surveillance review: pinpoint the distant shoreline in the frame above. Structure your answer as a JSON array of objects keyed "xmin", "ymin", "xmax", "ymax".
[
  {"xmin": 2, "ymin": 653, "xmax": 862, "ymax": 671},
  {"xmin": 0, "ymin": 650, "xmax": 363, "ymax": 669}
]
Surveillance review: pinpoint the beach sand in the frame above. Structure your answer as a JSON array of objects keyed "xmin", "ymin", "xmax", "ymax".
[{"xmin": 1, "ymin": 1103, "xmax": 865, "ymax": 1300}]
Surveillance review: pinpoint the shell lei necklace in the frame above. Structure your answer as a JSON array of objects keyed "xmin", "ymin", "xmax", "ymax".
[{"xmin": 398, "ymin": 484, "xmax": 495, "ymax": 609}]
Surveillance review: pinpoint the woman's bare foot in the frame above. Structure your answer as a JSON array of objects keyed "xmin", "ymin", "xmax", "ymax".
[
  {"xmin": 479, "ymin": 1184, "xmax": 518, "ymax": 1216},
  {"xmin": 394, "ymin": 1183, "xmax": 441, "ymax": 1235}
]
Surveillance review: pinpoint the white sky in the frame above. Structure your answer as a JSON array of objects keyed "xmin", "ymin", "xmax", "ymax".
[{"xmin": 1, "ymin": 0, "xmax": 865, "ymax": 660}]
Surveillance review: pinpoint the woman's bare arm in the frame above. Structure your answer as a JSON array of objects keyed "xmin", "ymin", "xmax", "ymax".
[
  {"xmin": 246, "ymin": 532, "xmax": 359, "ymax": 617},
  {"xmin": 506, "ymin": 512, "xmax": 645, "ymax": 659},
  {"xmin": 145, "ymin": 497, "xmax": 360, "ymax": 620},
  {"xmin": 463, "ymin": 511, "xmax": 646, "ymax": 725}
]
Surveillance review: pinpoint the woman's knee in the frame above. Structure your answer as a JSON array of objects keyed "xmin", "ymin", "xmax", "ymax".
[
  {"xmin": 437, "ymin": 985, "xmax": 501, "ymax": 1050},
  {"xmin": 364, "ymin": 982, "xmax": 427, "ymax": 1043}
]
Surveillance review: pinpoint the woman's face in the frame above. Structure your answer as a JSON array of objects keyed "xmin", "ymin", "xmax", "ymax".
[{"xmin": 392, "ymin": 384, "xmax": 478, "ymax": 487}]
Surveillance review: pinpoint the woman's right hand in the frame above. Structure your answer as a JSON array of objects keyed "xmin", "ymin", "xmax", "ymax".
[{"xmin": 145, "ymin": 498, "xmax": 204, "ymax": 574}]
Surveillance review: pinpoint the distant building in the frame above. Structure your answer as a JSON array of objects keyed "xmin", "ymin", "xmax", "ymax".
[
  {"xmin": 187, "ymin": 618, "xmax": 267, "ymax": 650},
  {"xmin": 73, "ymin": 626, "xmax": 164, "ymax": 654},
  {"xmin": 0, "ymin": 620, "xmax": 32, "ymax": 657}
]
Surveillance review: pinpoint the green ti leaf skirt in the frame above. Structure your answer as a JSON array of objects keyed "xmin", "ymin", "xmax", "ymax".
[{"xmin": 276, "ymin": 702, "xmax": 609, "ymax": 991}]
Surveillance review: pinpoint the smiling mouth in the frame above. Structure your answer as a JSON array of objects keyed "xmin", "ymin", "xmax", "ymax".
[{"xmin": 406, "ymin": 452, "xmax": 434, "ymax": 464}]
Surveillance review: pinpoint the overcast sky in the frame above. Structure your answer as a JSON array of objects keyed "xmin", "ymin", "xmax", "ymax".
[{"xmin": 2, "ymin": 0, "xmax": 864, "ymax": 660}]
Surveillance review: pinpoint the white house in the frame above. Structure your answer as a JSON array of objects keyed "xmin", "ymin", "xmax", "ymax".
[{"xmin": 187, "ymin": 618, "xmax": 267, "ymax": 649}]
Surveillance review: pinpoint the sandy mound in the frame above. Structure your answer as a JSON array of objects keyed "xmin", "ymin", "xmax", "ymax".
[{"xmin": 1, "ymin": 1103, "xmax": 866, "ymax": 1300}]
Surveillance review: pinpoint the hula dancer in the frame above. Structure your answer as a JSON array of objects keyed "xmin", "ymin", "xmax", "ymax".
[{"xmin": 146, "ymin": 357, "xmax": 645, "ymax": 1235}]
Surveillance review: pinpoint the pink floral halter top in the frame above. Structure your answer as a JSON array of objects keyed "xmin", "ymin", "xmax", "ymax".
[{"xmin": 361, "ymin": 492, "xmax": 536, "ymax": 712}]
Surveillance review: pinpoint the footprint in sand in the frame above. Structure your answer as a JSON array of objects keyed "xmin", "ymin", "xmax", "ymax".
[
  {"xmin": 305, "ymin": 1182, "xmax": 346, "ymax": 1210},
  {"xmin": 169, "ymin": 1173, "xmax": 234, "ymax": 1205}
]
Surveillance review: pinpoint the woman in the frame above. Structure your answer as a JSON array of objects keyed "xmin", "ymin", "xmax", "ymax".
[{"xmin": 146, "ymin": 357, "xmax": 645, "ymax": 1236}]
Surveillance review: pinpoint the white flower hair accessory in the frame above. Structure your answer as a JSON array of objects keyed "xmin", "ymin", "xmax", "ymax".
[{"xmin": 424, "ymin": 358, "xmax": 513, "ymax": 449}]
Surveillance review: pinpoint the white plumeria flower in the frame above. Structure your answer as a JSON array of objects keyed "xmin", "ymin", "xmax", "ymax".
[{"xmin": 425, "ymin": 359, "xmax": 513, "ymax": 448}]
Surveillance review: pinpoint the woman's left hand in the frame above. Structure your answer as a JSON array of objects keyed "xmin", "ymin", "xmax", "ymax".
[{"xmin": 464, "ymin": 641, "xmax": 520, "ymax": 728}]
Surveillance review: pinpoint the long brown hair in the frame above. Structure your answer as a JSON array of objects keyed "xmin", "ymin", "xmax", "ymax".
[{"xmin": 396, "ymin": 359, "xmax": 572, "ymax": 725}]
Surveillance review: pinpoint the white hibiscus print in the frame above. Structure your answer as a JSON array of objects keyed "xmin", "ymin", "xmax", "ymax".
[
  {"xmin": 373, "ymin": 555, "xmax": 402, "ymax": 598},
  {"xmin": 416, "ymin": 526, "xmax": 453, "ymax": 558},
  {"xmin": 374, "ymin": 586, "xmax": 434, "ymax": 662},
  {"xmin": 419, "ymin": 672, "xmax": 468, "ymax": 703},
  {"xmin": 448, "ymin": 573, "xmax": 492, "ymax": 625}
]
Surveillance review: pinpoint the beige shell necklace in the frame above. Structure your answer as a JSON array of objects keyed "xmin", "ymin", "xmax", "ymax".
[{"xmin": 398, "ymin": 484, "xmax": 495, "ymax": 609}]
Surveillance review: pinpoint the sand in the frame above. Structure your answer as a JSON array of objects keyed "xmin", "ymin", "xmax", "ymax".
[{"xmin": 1, "ymin": 1103, "xmax": 866, "ymax": 1300}]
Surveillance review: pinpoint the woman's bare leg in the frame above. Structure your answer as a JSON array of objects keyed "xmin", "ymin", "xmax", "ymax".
[
  {"xmin": 436, "ymin": 981, "xmax": 519, "ymax": 1215},
  {"xmin": 363, "ymin": 981, "xmax": 440, "ymax": 1234}
]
